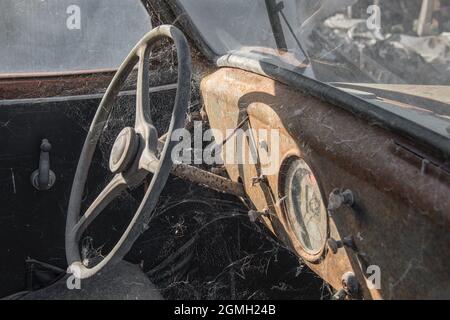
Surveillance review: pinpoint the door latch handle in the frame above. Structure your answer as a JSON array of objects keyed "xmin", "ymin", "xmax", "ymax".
[{"xmin": 31, "ymin": 139, "xmax": 56, "ymax": 190}]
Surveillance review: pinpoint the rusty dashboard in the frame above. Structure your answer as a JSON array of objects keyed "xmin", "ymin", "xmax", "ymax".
[{"xmin": 201, "ymin": 67, "xmax": 450, "ymax": 299}]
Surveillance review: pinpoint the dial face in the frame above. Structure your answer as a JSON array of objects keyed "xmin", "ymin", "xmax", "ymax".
[{"xmin": 284, "ymin": 158, "xmax": 327, "ymax": 255}]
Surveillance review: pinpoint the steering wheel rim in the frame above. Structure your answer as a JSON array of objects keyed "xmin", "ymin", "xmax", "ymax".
[{"xmin": 65, "ymin": 25, "xmax": 191, "ymax": 279}]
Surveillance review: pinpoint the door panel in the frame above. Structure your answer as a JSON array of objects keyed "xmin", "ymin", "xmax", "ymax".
[{"xmin": 0, "ymin": 96, "xmax": 97, "ymax": 295}]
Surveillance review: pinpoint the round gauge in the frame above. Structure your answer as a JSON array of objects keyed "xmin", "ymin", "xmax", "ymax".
[{"xmin": 283, "ymin": 158, "xmax": 327, "ymax": 258}]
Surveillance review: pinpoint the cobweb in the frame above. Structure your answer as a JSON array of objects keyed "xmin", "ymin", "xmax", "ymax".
[
  {"xmin": 60, "ymin": 39, "xmax": 328, "ymax": 300},
  {"xmin": 128, "ymin": 179, "xmax": 330, "ymax": 300}
]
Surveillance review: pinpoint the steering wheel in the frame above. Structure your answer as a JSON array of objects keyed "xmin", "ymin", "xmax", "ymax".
[{"xmin": 65, "ymin": 25, "xmax": 191, "ymax": 279}]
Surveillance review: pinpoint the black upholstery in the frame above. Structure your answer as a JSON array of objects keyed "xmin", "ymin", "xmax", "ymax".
[{"xmin": 20, "ymin": 261, "xmax": 162, "ymax": 300}]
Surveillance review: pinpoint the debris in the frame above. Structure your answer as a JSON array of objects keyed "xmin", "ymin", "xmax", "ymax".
[{"xmin": 310, "ymin": 3, "xmax": 450, "ymax": 85}]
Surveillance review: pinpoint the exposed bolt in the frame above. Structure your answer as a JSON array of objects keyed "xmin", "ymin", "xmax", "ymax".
[
  {"xmin": 251, "ymin": 174, "xmax": 267, "ymax": 186},
  {"xmin": 331, "ymin": 288, "xmax": 347, "ymax": 300},
  {"xmin": 327, "ymin": 188, "xmax": 354, "ymax": 212},
  {"xmin": 332, "ymin": 272, "xmax": 361, "ymax": 300},
  {"xmin": 341, "ymin": 271, "xmax": 360, "ymax": 299},
  {"xmin": 327, "ymin": 238, "xmax": 339, "ymax": 254},
  {"xmin": 327, "ymin": 236, "xmax": 357, "ymax": 254},
  {"xmin": 342, "ymin": 235, "xmax": 357, "ymax": 251}
]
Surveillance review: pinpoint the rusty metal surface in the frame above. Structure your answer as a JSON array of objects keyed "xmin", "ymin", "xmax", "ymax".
[
  {"xmin": 200, "ymin": 67, "xmax": 450, "ymax": 299},
  {"xmin": 0, "ymin": 71, "xmax": 116, "ymax": 100},
  {"xmin": 0, "ymin": 53, "xmax": 175, "ymax": 100},
  {"xmin": 171, "ymin": 163, "xmax": 245, "ymax": 197}
]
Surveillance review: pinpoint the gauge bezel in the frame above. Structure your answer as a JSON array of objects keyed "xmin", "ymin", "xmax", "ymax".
[{"xmin": 279, "ymin": 156, "xmax": 328, "ymax": 262}]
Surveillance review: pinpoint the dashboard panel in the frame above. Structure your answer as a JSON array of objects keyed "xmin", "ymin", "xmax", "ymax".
[{"xmin": 200, "ymin": 67, "xmax": 450, "ymax": 299}]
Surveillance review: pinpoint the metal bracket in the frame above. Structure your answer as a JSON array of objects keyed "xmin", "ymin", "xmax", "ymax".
[{"xmin": 30, "ymin": 139, "xmax": 56, "ymax": 191}]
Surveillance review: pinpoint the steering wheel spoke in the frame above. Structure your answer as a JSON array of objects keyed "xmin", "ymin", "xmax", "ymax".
[
  {"xmin": 135, "ymin": 44, "xmax": 152, "ymax": 127},
  {"xmin": 71, "ymin": 174, "xmax": 127, "ymax": 240},
  {"xmin": 138, "ymin": 148, "xmax": 160, "ymax": 173},
  {"xmin": 135, "ymin": 45, "xmax": 159, "ymax": 155}
]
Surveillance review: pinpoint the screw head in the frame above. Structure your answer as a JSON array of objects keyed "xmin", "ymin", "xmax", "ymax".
[
  {"xmin": 342, "ymin": 271, "xmax": 360, "ymax": 298},
  {"xmin": 327, "ymin": 238, "xmax": 339, "ymax": 254},
  {"xmin": 328, "ymin": 188, "xmax": 354, "ymax": 212}
]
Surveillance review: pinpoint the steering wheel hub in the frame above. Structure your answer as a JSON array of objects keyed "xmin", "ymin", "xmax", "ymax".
[{"xmin": 109, "ymin": 127, "xmax": 138, "ymax": 173}]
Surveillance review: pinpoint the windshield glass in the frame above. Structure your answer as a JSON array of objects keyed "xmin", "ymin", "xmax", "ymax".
[
  {"xmin": 179, "ymin": 0, "xmax": 450, "ymax": 86},
  {"xmin": 0, "ymin": 0, "xmax": 151, "ymax": 75}
]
